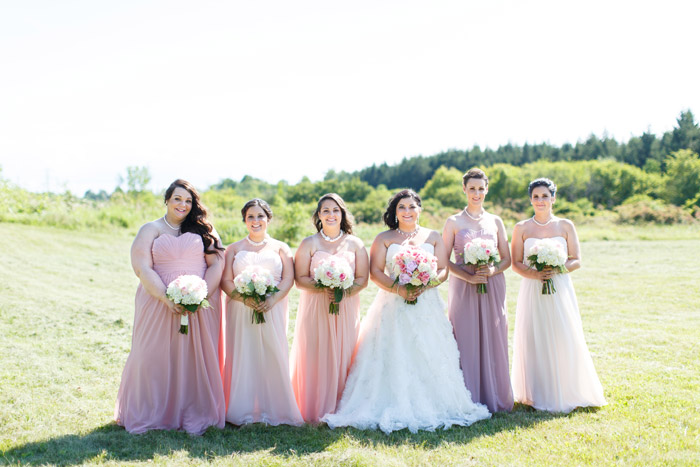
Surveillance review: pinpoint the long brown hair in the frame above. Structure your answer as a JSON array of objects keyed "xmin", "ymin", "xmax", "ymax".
[
  {"xmin": 164, "ymin": 179, "xmax": 223, "ymax": 254},
  {"xmin": 312, "ymin": 193, "xmax": 354, "ymax": 235}
]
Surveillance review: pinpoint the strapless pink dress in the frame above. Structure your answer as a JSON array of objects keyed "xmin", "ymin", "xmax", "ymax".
[
  {"xmin": 290, "ymin": 250, "xmax": 361, "ymax": 422},
  {"xmin": 114, "ymin": 233, "xmax": 225, "ymax": 434},
  {"xmin": 222, "ymin": 249, "xmax": 303, "ymax": 426}
]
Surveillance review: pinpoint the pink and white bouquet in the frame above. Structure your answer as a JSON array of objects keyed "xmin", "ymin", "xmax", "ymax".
[
  {"xmin": 390, "ymin": 245, "xmax": 439, "ymax": 305},
  {"xmin": 526, "ymin": 238, "xmax": 568, "ymax": 294},
  {"xmin": 314, "ymin": 256, "xmax": 355, "ymax": 314},
  {"xmin": 166, "ymin": 275, "xmax": 210, "ymax": 335},
  {"xmin": 233, "ymin": 265, "xmax": 280, "ymax": 324},
  {"xmin": 463, "ymin": 238, "xmax": 501, "ymax": 294}
]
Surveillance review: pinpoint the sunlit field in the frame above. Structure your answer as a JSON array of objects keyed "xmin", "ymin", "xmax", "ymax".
[{"xmin": 1, "ymin": 222, "xmax": 698, "ymax": 466}]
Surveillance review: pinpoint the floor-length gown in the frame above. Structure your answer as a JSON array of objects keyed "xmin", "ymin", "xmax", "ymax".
[
  {"xmin": 448, "ymin": 229, "xmax": 514, "ymax": 413},
  {"xmin": 290, "ymin": 251, "xmax": 360, "ymax": 423},
  {"xmin": 322, "ymin": 243, "xmax": 491, "ymax": 434},
  {"xmin": 511, "ymin": 236, "xmax": 606, "ymax": 413},
  {"xmin": 222, "ymin": 250, "xmax": 303, "ymax": 426},
  {"xmin": 115, "ymin": 232, "xmax": 226, "ymax": 434}
]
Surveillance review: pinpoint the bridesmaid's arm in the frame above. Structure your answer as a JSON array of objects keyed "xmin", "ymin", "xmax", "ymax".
[
  {"xmin": 130, "ymin": 223, "xmax": 178, "ymax": 313},
  {"xmin": 204, "ymin": 248, "xmax": 224, "ymax": 298},
  {"xmin": 562, "ymin": 219, "xmax": 582, "ymax": 273},
  {"xmin": 265, "ymin": 242, "xmax": 295, "ymax": 308},
  {"xmin": 345, "ymin": 237, "xmax": 369, "ymax": 298},
  {"xmin": 430, "ymin": 229, "xmax": 449, "ymax": 285},
  {"xmin": 220, "ymin": 244, "xmax": 238, "ymax": 299},
  {"xmin": 442, "ymin": 216, "xmax": 477, "ymax": 283},
  {"xmin": 511, "ymin": 222, "xmax": 544, "ymax": 280},
  {"xmin": 490, "ymin": 215, "xmax": 512, "ymax": 275},
  {"xmin": 294, "ymin": 237, "xmax": 319, "ymax": 292}
]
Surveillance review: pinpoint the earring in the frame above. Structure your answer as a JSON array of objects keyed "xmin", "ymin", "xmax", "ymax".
[{"xmin": 394, "ymin": 215, "xmax": 398, "ymax": 224}]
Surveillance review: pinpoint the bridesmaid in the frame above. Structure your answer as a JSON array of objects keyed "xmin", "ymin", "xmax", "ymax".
[
  {"xmin": 290, "ymin": 193, "xmax": 369, "ymax": 422},
  {"xmin": 511, "ymin": 178, "xmax": 606, "ymax": 412},
  {"xmin": 220, "ymin": 199, "xmax": 303, "ymax": 426},
  {"xmin": 115, "ymin": 179, "xmax": 226, "ymax": 434},
  {"xmin": 442, "ymin": 168, "xmax": 514, "ymax": 412}
]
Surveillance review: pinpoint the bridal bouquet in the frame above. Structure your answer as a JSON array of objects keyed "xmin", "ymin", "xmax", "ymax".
[
  {"xmin": 233, "ymin": 265, "xmax": 280, "ymax": 324},
  {"xmin": 526, "ymin": 238, "xmax": 568, "ymax": 294},
  {"xmin": 314, "ymin": 256, "xmax": 355, "ymax": 314},
  {"xmin": 463, "ymin": 238, "xmax": 501, "ymax": 294},
  {"xmin": 391, "ymin": 245, "xmax": 439, "ymax": 305},
  {"xmin": 166, "ymin": 275, "xmax": 210, "ymax": 335}
]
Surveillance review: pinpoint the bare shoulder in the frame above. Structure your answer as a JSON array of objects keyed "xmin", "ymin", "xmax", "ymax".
[
  {"xmin": 135, "ymin": 220, "xmax": 162, "ymax": 241},
  {"xmin": 346, "ymin": 234, "xmax": 367, "ymax": 251},
  {"xmin": 271, "ymin": 238, "xmax": 292, "ymax": 255},
  {"xmin": 425, "ymin": 228, "xmax": 443, "ymax": 243}
]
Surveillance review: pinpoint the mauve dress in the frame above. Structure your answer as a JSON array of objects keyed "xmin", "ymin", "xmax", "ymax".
[
  {"xmin": 114, "ymin": 233, "xmax": 226, "ymax": 434},
  {"xmin": 448, "ymin": 228, "xmax": 514, "ymax": 412},
  {"xmin": 289, "ymin": 250, "xmax": 360, "ymax": 423}
]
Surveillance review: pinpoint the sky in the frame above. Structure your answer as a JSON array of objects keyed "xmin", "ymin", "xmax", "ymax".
[{"xmin": 1, "ymin": 0, "xmax": 699, "ymax": 194}]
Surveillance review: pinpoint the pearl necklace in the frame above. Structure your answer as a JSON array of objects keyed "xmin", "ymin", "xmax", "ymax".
[
  {"xmin": 245, "ymin": 235, "xmax": 268, "ymax": 246},
  {"xmin": 163, "ymin": 215, "xmax": 180, "ymax": 231},
  {"xmin": 532, "ymin": 216, "xmax": 554, "ymax": 226},
  {"xmin": 320, "ymin": 230, "xmax": 344, "ymax": 243},
  {"xmin": 397, "ymin": 227, "xmax": 419, "ymax": 239},
  {"xmin": 464, "ymin": 208, "xmax": 484, "ymax": 221}
]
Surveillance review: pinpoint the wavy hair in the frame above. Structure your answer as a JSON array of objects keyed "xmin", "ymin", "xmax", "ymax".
[
  {"xmin": 383, "ymin": 189, "xmax": 422, "ymax": 230},
  {"xmin": 164, "ymin": 179, "xmax": 223, "ymax": 254},
  {"xmin": 312, "ymin": 193, "xmax": 354, "ymax": 235}
]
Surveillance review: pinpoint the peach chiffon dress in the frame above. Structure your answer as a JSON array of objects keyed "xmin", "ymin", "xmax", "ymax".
[
  {"xmin": 114, "ymin": 233, "xmax": 226, "ymax": 434},
  {"xmin": 290, "ymin": 250, "xmax": 361, "ymax": 423},
  {"xmin": 222, "ymin": 249, "xmax": 303, "ymax": 426}
]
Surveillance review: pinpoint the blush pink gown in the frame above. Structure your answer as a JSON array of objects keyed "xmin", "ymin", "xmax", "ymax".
[
  {"xmin": 222, "ymin": 249, "xmax": 303, "ymax": 426},
  {"xmin": 512, "ymin": 236, "xmax": 606, "ymax": 412},
  {"xmin": 114, "ymin": 233, "xmax": 226, "ymax": 434},
  {"xmin": 290, "ymin": 251, "xmax": 361, "ymax": 423}
]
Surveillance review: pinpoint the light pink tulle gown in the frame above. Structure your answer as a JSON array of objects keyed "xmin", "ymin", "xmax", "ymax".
[
  {"xmin": 290, "ymin": 251, "xmax": 360, "ymax": 423},
  {"xmin": 115, "ymin": 233, "xmax": 226, "ymax": 434},
  {"xmin": 222, "ymin": 249, "xmax": 303, "ymax": 426},
  {"xmin": 512, "ymin": 236, "xmax": 606, "ymax": 413}
]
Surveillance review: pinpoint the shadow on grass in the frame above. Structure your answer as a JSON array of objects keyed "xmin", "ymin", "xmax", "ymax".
[{"xmin": 3, "ymin": 405, "xmax": 596, "ymax": 465}]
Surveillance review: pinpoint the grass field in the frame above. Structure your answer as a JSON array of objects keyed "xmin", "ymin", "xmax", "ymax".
[{"xmin": 1, "ymin": 222, "xmax": 699, "ymax": 466}]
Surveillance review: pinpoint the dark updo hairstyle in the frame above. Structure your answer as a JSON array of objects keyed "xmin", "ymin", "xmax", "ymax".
[
  {"xmin": 241, "ymin": 198, "xmax": 273, "ymax": 221},
  {"xmin": 312, "ymin": 193, "xmax": 354, "ymax": 235},
  {"xmin": 164, "ymin": 179, "xmax": 223, "ymax": 254},
  {"xmin": 383, "ymin": 189, "xmax": 422, "ymax": 230},
  {"xmin": 527, "ymin": 178, "xmax": 557, "ymax": 198},
  {"xmin": 462, "ymin": 168, "xmax": 489, "ymax": 187}
]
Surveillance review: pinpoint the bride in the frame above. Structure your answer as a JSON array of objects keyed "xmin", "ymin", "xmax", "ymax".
[{"xmin": 322, "ymin": 189, "xmax": 491, "ymax": 434}]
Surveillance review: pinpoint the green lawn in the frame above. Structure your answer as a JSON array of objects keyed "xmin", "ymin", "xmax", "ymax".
[{"xmin": 1, "ymin": 223, "xmax": 698, "ymax": 466}]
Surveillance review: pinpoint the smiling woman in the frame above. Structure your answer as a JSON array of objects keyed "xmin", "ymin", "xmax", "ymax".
[
  {"xmin": 114, "ymin": 179, "xmax": 226, "ymax": 434},
  {"xmin": 289, "ymin": 193, "xmax": 369, "ymax": 422}
]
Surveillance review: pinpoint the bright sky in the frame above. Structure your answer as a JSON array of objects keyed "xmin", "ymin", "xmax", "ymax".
[{"xmin": 1, "ymin": 0, "xmax": 698, "ymax": 194}]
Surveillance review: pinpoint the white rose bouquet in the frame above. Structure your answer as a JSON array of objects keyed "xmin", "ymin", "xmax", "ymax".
[
  {"xmin": 233, "ymin": 265, "xmax": 280, "ymax": 324},
  {"xmin": 526, "ymin": 238, "xmax": 568, "ymax": 294},
  {"xmin": 313, "ymin": 256, "xmax": 355, "ymax": 314},
  {"xmin": 166, "ymin": 275, "xmax": 210, "ymax": 335},
  {"xmin": 463, "ymin": 237, "xmax": 501, "ymax": 294}
]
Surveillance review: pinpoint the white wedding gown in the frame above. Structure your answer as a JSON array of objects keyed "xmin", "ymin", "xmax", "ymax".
[{"xmin": 322, "ymin": 243, "xmax": 491, "ymax": 434}]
